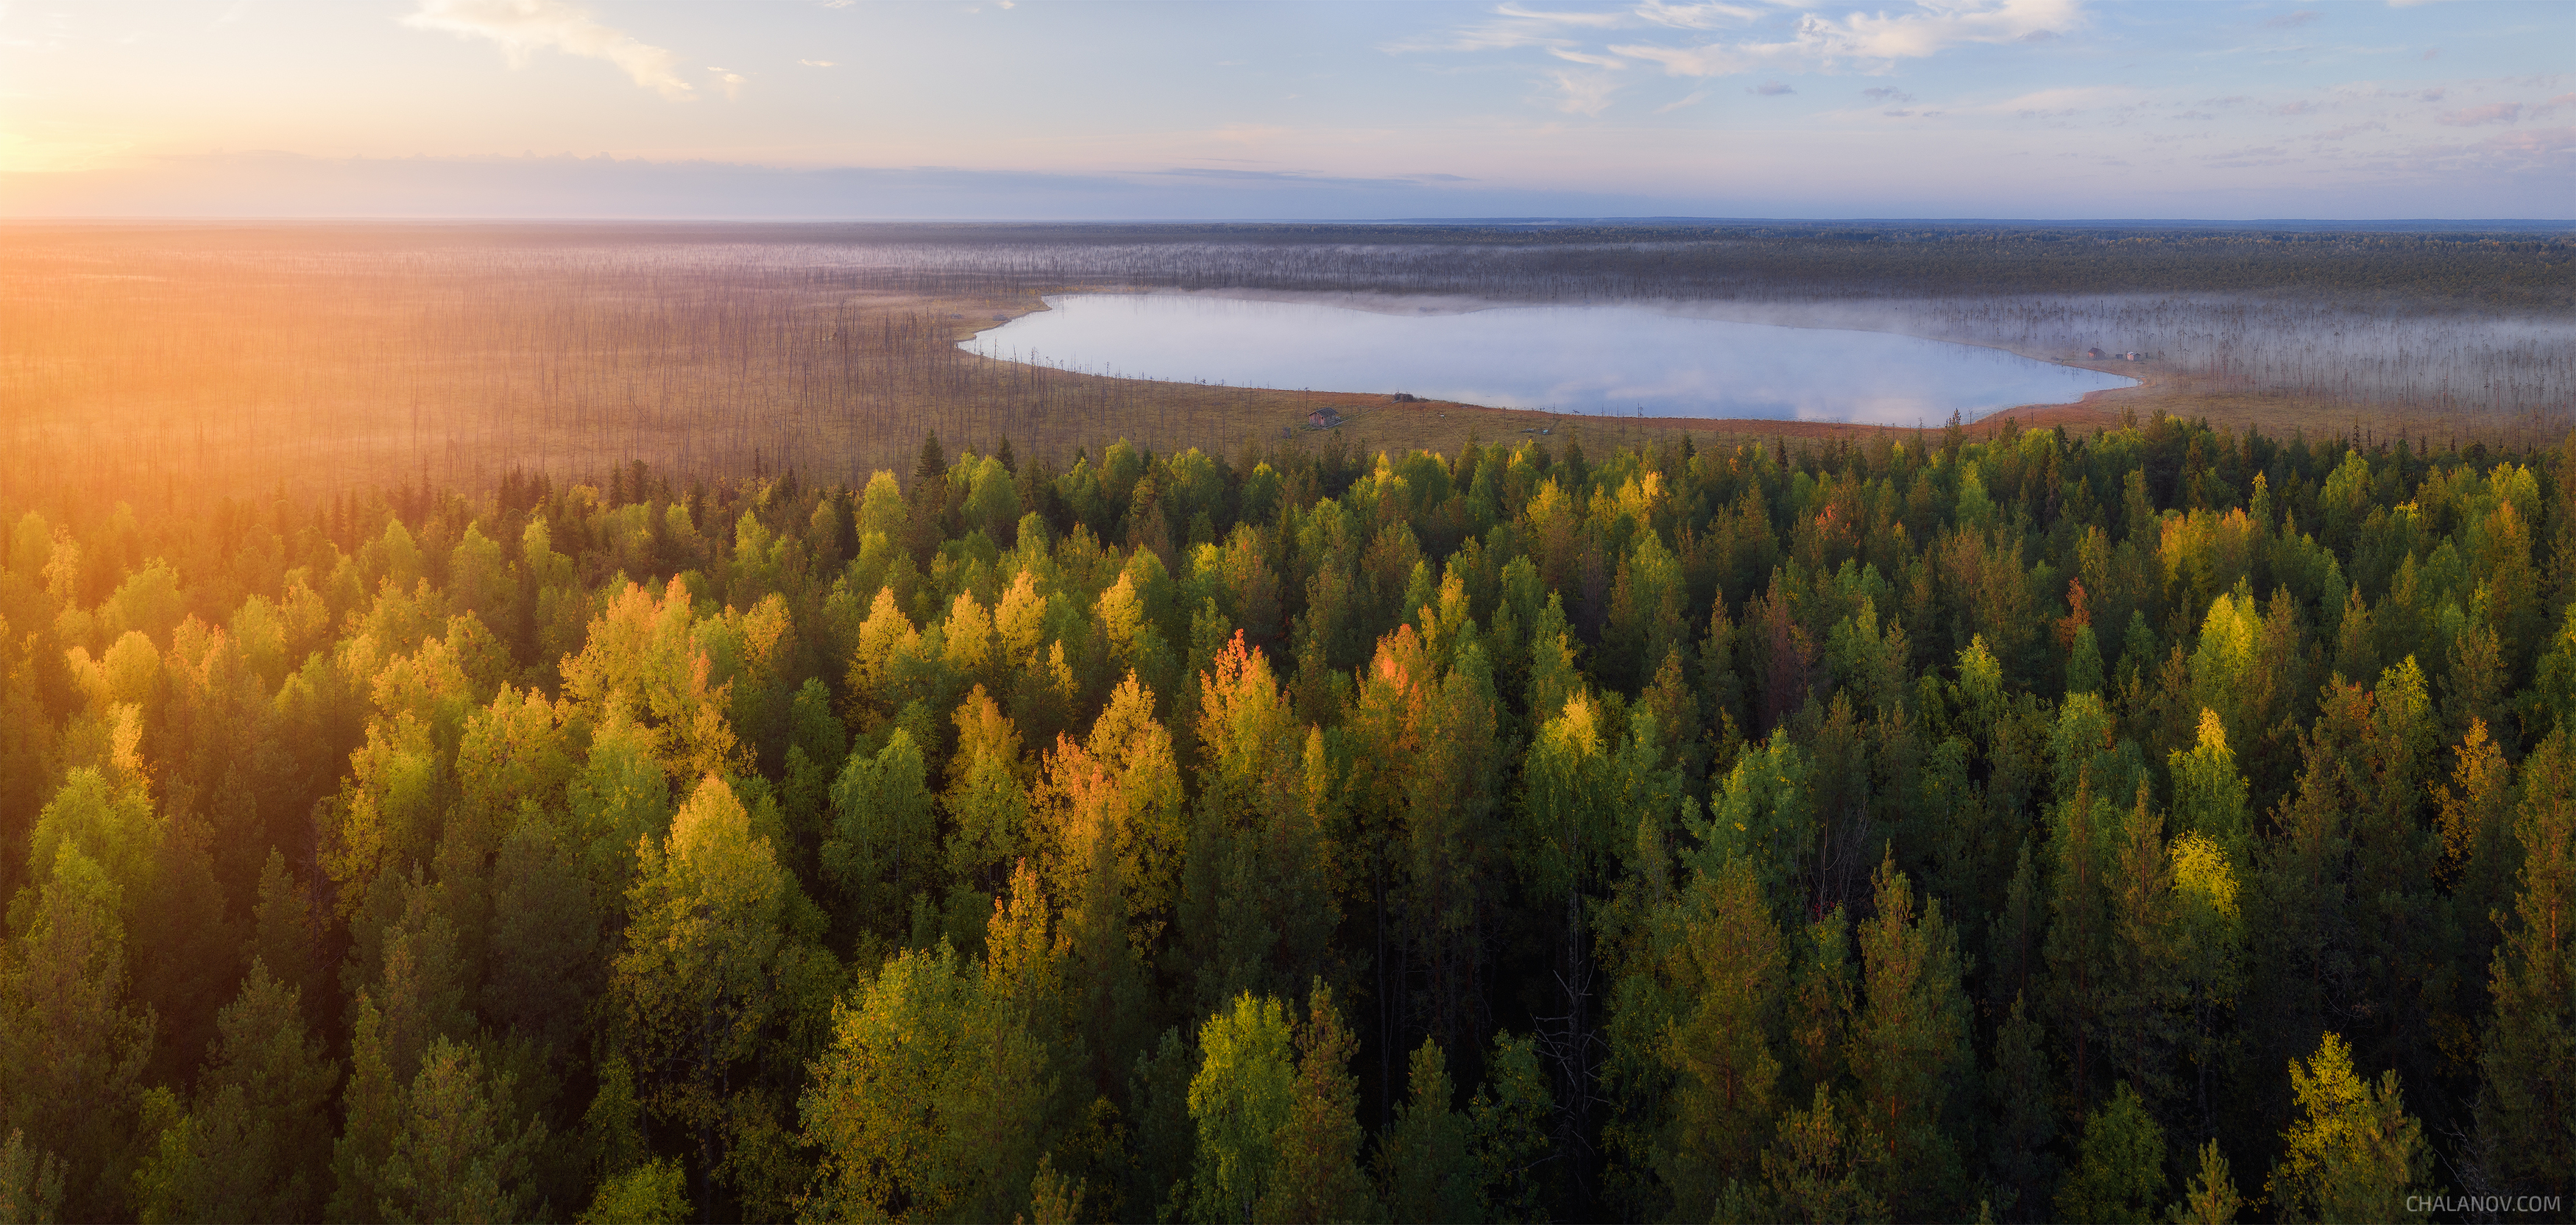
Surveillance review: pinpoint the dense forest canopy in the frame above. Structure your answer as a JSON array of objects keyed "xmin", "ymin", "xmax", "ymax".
[{"xmin": 1, "ymin": 413, "xmax": 2573, "ymax": 1222}]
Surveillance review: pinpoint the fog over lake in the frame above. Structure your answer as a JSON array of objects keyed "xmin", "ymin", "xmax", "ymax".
[{"xmin": 966, "ymin": 294, "xmax": 2137, "ymax": 425}]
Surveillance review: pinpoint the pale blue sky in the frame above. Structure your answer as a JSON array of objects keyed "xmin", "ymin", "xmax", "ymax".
[{"xmin": 2, "ymin": 0, "xmax": 2566, "ymax": 217}]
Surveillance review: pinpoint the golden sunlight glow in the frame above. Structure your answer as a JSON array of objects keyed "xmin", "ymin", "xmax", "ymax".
[{"xmin": 0, "ymin": 130, "xmax": 130, "ymax": 175}]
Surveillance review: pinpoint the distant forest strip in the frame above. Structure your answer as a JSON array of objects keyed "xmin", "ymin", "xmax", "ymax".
[
  {"xmin": 790, "ymin": 219, "xmax": 2576, "ymax": 309},
  {"xmin": 1, "ymin": 415, "xmax": 2574, "ymax": 1221}
]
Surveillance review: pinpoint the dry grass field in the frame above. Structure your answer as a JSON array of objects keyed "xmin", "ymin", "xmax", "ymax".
[{"xmin": 4, "ymin": 222, "xmax": 2563, "ymax": 522}]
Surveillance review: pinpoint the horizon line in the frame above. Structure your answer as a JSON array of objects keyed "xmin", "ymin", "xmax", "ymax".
[{"xmin": 7, "ymin": 216, "xmax": 2572, "ymax": 228}]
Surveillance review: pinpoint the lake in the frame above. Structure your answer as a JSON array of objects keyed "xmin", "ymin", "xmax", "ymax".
[{"xmin": 963, "ymin": 294, "xmax": 2137, "ymax": 425}]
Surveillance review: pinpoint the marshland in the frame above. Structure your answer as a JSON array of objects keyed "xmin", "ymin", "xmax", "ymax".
[{"xmin": 5, "ymin": 221, "xmax": 2570, "ymax": 508}]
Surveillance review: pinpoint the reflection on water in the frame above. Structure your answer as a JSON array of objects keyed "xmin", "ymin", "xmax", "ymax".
[{"xmin": 964, "ymin": 294, "xmax": 2137, "ymax": 424}]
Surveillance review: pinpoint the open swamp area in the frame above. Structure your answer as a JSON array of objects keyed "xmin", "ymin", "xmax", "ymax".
[{"xmin": 3, "ymin": 220, "xmax": 2571, "ymax": 511}]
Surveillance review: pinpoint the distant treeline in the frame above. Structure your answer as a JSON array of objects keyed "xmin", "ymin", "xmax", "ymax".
[
  {"xmin": 1, "ymin": 414, "xmax": 2573, "ymax": 1222},
  {"xmin": 782, "ymin": 221, "xmax": 2576, "ymax": 310}
]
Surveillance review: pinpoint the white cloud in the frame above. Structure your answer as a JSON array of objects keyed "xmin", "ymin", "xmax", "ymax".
[
  {"xmin": 402, "ymin": 0, "xmax": 693, "ymax": 100},
  {"xmin": 799, "ymin": 59, "xmax": 835, "ymax": 67}
]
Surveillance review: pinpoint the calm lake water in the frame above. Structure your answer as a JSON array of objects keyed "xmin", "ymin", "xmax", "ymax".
[{"xmin": 963, "ymin": 294, "xmax": 2136, "ymax": 424}]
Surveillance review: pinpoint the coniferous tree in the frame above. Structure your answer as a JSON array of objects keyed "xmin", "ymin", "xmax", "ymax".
[
  {"xmin": 1258, "ymin": 983, "xmax": 1373, "ymax": 1224},
  {"xmin": 2477, "ymin": 726, "xmax": 2576, "ymax": 1199},
  {"xmin": 2267, "ymin": 1032, "xmax": 2431, "ymax": 1225},
  {"xmin": 1847, "ymin": 854, "xmax": 1974, "ymax": 1220},
  {"xmin": 1377, "ymin": 1039, "xmax": 1477, "ymax": 1225},
  {"xmin": 2164, "ymin": 1140, "xmax": 2244, "ymax": 1225},
  {"xmin": 0, "ymin": 847, "xmax": 151, "ymax": 1221},
  {"xmin": 2056, "ymin": 1082, "xmax": 2165, "ymax": 1225},
  {"xmin": 1471, "ymin": 1032, "xmax": 1554, "ymax": 1224},
  {"xmin": 135, "ymin": 961, "xmax": 339, "ymax": 1224}
]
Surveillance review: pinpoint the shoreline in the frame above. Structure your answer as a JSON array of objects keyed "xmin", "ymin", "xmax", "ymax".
[
  {"xmin": 952, "ymin": 286, "xmax": 2542, "ymax": 455},
  {"xmin": 959, "ymin": 288, "xmax": 2149, "ymax": 441}
]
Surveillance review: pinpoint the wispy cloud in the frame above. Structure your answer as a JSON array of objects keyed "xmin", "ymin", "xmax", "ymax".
[
  {"xmin": 1968, "ymin": 85, "xmax": 2134, "ymax": 117},
  {"xmin": 1635, "ymin": 1, "xmax": 1770, "ymax": 31},
  {"xmin": 1548, "ymin": 68, "xmax": 1624, "ymax": 115},
  {"xmin": 1749, "ymin": 79, "xmax": 1793, "ymax": 95},
  {"xmin": 2263, "ymin": 10, "xmax": 2319, "ymax": 29},
  {"xmin": 1404, "ymin": 0, "xmax": 2090, "ymax": 118},
  {"xmin": 2205, "ymin": 144, "xmax": 2290, "ymax": 168},
  {"xmin": 1612, "ymin": 43, "xmax": 1755, "ymax": 77},
  {"xmin": 1606, "ymin": 0, "xmax": 2084, "ymax": 81},
  {"xmin": 1211, "ymin": 124, "xmax": 1294, "ymax": 143},
  {"xmin": 402, "ymin": 0, "xmax": 693, "ymax": 100},
  {"xmin": 2439, "ymin": 102, "xmax": 2523, "ymax": 127},
  {"xmin": 798, "ymin": 58, "xmax": 834, "ymax": 68},
  {"xmin": 2479, "ymin": 126, "xmax": 2575, "ymax": 162},
  {"xmin": 1148, "ymin": 166, "xmax": 1475, "ymax": 189},
  {"xmin": 1791, "ymin": 0, "xmax": 2081, "ymax": 63},
  {"xmin": 1549, "ymin": 47, "xmax": 1630, "ymax": 68},
  {"xmin": 1496, "ymin": 4, "xmax": 1630, "ymax": 29}
]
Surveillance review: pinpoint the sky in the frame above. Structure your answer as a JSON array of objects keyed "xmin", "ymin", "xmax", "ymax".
[{"xmin": 0, "ymin": 0, "xmax": 2568, "ymax": 219}]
